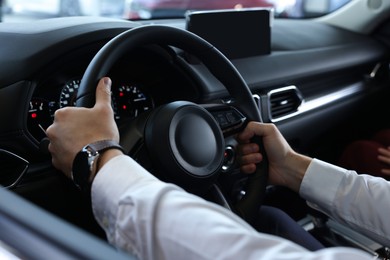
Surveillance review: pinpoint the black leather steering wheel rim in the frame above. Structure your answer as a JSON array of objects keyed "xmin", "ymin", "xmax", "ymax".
[{"xmin": 76, "ymin": 24, "xmax": 268, "ymax": 226}]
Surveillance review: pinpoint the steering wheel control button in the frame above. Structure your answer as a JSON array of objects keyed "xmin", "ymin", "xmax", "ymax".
[
  {"xmin": 215, "ymin": 113, "xmax": 229, "ymax": 127},
  {"xmin": 226, "ymin": 111, "xmax": 240, "ymax": 123},
  {"xmin": 210, "ymin": 107, "xmax": 246, "ymax": 135},
  {"xmin": 222, "ymin": 146, "xmax": 235, "ymax": 172}
]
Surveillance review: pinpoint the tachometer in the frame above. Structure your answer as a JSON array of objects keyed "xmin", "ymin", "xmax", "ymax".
[{"xmin": 114, "ymin": 84, "xmax": 154, "ymax": 120}]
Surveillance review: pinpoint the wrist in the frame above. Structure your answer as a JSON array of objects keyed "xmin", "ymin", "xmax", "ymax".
[{"xmin": 284, "ymin": 152, "xmax": 312, "ymax": 193}]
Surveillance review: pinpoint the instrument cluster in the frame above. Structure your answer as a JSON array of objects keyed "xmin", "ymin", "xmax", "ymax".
[{"xmin": 27, "ymin": 79, "xmax": 154, "ymax": 142}]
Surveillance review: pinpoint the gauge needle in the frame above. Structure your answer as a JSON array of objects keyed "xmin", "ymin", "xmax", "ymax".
[
  {"xmin": 38, "ymin": 124, "xmax": 47, "ymax": 136},
  {"xmin": 38, "ymin": 124, "xmax": 51, "ymax": 155}
]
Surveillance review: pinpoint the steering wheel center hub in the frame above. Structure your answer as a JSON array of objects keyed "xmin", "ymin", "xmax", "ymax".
[
  {"xmin": 172, "ymin": 105, "xmax": 221, "ymax": 174},
  {"xmin": 145, "ymin": 101, "xmax": 224, "ymax": 186}
]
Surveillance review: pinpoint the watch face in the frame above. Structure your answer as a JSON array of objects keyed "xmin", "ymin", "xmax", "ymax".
[{"xmin": 72, "ymin": 151, "xmax": 91, "ymax": 190}]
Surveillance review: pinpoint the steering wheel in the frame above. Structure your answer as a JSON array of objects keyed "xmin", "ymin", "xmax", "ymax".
[{"xmin": 76, "ymin": 25, "xmax": 268, "ymax": 226}]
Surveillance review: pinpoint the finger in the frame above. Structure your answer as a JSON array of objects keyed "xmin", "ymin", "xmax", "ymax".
[
  {"xmin": 378, "ymin": 155, "xmax": 390, "ymax": 165},
  {"xmin": 237, "ymin": 122, "xmax": 275, "ymax": 143},
  {"xmin": 95, "ymin": 77, "xmax": 112, "ymax": 107},
  {"xmin": 238, "ymin": 143, "xmax": 260, "ymax": 156},
  {"xmin": 239, "ymin": 153, "xmax": 263, "ymax": 165},
  {"xmin": 378, "ymin": 147, "xmax": 390, "ymax": 157},
  {"xmin": 237, "ymin": 121, "xmax": 259, "ymax": 143},
  {"xmin": 380, "ymin": 168, "xmax": 390, "ymax": 175},
  {"xmin": 240, "ymin": 164, "xmax": 257, "ymax": 174}
]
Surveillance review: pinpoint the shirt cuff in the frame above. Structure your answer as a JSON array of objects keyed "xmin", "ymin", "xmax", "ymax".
[
  {"xmin": 90, "ymin": 155, "xmax": 159, "ymax": 230},
  {"xmin": 299, "ymin": 158, "xmax": 346, "ymax": 214}
]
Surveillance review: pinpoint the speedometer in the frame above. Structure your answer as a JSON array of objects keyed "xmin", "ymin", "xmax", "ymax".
[{"xmin": 59, "ymin": 79, "xmax": 80, "ymax": 108}]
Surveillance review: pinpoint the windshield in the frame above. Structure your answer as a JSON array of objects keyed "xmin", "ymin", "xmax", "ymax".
[{"xmin": 0, "ymin": 0, "xmax": 352, "ymax": 22}]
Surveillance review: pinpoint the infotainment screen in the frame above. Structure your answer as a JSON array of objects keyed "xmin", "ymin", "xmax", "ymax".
[{"xmin": 186, "ymin": 8, "xmax": 272, "ymax": 59}]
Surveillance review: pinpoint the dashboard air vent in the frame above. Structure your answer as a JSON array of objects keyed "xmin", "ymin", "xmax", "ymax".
[{"xmin": 268, "ymin": 86, "xmax": 303, "ymax": 121}]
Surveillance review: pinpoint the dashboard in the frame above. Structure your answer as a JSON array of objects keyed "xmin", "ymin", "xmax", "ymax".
[{"xmin": 0, "ymin": 17, "xmax": 388, "ymax": 166}]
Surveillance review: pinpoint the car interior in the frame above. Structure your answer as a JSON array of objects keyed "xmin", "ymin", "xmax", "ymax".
[{"xmin": 1, "ymin": 0, "xmax": 390, "ymax": 258}]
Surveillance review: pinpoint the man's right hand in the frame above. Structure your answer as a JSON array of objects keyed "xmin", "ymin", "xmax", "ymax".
[{"xmin": 236, "ymin": 122, "xmax": 312, "ymax": 193}]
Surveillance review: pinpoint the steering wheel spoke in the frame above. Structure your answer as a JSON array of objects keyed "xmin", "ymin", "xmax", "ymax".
[{"xmin": 118, "ymin": 112, "xmax": 149, "ymax": 157}]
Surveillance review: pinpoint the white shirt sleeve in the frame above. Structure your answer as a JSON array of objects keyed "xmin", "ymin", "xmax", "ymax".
[
  {"xmin": 300, "ymin": 158, "xmax": 390, "ymax": 247},
  {"xmin": 91, "ymin": 155, "xmax": 373, "ymax": 260}
]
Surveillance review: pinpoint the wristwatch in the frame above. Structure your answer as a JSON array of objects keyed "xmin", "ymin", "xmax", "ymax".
[{"xmin": 72, "ymin": 140, "xmax": 124, "ymax": 191}]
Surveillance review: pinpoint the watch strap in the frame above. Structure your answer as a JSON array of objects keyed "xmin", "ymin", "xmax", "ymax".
[
  {"xmin": 72, "ymin": 140, "xmax": 124, "ymax": 192},
  {"xmin": 86, "ymin": 140, "xmax": 124, "ymax": 155}
]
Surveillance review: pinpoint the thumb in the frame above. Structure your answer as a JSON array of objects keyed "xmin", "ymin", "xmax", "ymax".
[{"xmin": 95, "ymin": 77, "xmax": 112, "ymax": 107}]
